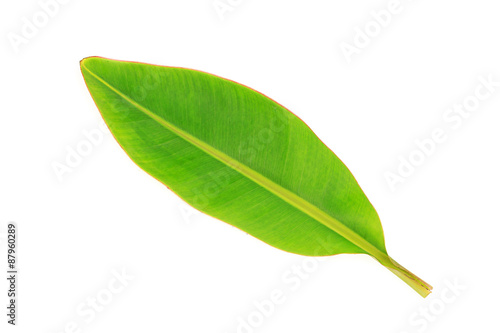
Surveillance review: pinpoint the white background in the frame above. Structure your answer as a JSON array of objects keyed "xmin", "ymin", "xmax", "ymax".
[{"xmin": 1, "ymin": 0, "xmax": 499, "ymax": 332}]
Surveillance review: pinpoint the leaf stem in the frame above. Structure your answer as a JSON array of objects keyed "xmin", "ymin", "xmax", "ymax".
[{"xmin": 382, "ymin": 257, "xmax": 433, "ymax": 298}]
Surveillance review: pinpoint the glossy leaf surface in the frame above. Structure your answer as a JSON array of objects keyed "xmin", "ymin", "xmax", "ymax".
[{"xmin": 81, "ymin": 57, "xmax": 432, "ymax": 297}]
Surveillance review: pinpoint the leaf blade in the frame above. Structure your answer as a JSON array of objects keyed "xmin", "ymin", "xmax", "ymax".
[{"xmin": 81, "ymin": 57, "xmax": 432, "ymax": 296}]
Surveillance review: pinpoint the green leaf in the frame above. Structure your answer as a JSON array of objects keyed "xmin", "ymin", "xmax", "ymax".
[{"xmin": 80, "ymin": 56, "xmax": 432, "ymax": 297}]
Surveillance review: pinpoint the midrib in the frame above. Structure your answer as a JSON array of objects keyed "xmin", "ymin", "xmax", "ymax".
[{"xmin": 82, "ymin": 63, "xmax": 392, "ymax": 265}]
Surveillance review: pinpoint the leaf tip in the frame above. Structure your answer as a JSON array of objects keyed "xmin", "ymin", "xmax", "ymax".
[
  {"xmin": 80, "ymin": 56, "xmax": 111, "ymax": 72},
  {"xmin": 80, "ymin": 56, "xmax": 94, "ymax": 68}
]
